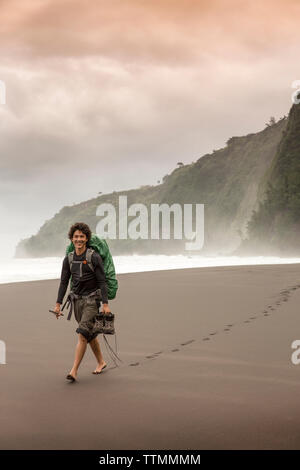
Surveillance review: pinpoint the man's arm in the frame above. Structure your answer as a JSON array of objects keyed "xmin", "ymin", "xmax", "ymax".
[
  {"xmin": 92, "ymin": 252, "xmax": 109, "ymax": 305},
  {"xmin": 56, "ymin": 256, "xmax": 71, "ymax": 305}
]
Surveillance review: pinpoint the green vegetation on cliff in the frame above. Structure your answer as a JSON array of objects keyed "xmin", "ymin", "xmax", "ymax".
[{"xmin": 239, "ymin": 103, "xmax": 300, "ymax": 255}]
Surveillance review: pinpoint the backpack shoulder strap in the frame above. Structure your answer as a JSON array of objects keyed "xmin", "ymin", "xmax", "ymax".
[
  {"xmin": 86, "ymin": 248, "xmax": 95, "ymax": 272},
  {"xmin": 68, "ymin": 251, "xmax": 74, "ymax": 270}
]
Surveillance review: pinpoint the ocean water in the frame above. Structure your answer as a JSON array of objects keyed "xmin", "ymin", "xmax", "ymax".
[{"xmin": 0, "ymin": 255, "xmax": 300, "ymax": 284}]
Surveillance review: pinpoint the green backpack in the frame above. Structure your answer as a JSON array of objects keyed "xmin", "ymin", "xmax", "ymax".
[{"xmin": 66, "ymin": 233, "xmax": 118, "ymax": 300}]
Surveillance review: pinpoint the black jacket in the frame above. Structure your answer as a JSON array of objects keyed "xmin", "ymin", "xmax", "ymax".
[{"xmin": 56, "ymin": 248, "xmax": 108, "ymax": 304}]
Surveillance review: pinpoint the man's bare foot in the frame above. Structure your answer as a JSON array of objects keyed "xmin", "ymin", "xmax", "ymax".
[
  {"xmin": 66, "ymin": 369, "xmax": 77, "ymax": 381},
  {"xmin": 92, "ymin": 361, "xmax": 107, "ymax": 374}
]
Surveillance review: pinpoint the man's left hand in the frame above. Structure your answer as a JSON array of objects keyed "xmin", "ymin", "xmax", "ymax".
[{"xmin": 101, "ymin": 303, "xmax": 111, "ymax": 314}]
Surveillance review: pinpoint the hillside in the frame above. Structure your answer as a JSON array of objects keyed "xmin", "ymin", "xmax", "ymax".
[
  {"xmin": 237, "ymin": 103, "xmax": 300, "ymax": 256},
  {"xmin": 15, "ymin": 113, "xmax": 288, "ymax": 257}
]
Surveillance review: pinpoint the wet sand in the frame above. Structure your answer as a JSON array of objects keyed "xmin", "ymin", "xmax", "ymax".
[{"xmin": 1, "ymin": 264, "xmax": 300, "ymax": 449}]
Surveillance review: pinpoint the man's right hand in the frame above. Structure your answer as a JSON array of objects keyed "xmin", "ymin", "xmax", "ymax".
[{"xmin": 54, "ymin": 303, "xmax": 63, "ymax": 319}]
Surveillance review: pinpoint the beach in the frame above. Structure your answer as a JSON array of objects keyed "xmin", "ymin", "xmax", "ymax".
[{"xmin": 1, "ymin": 263, "xmax": 300, "ymax": 450}]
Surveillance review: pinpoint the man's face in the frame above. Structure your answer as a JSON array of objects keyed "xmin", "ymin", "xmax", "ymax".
[{"xmin": 72, "ymin": 230, "xmax": 88, "ymax": 249}]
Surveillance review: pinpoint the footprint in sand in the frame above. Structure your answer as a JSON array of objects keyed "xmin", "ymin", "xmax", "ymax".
[
  {"xmin": 145, "ymin": 351, "xmax": 164, "ymax": 359},
  {"xmin": 128, "ymin": 283, "xmax": 300, "ymax": 369}
]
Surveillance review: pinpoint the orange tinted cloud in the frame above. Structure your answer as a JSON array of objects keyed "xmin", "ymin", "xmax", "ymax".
[{"xmin": 0, "ymin": 0, "xmax": 300, "ymax": 63}]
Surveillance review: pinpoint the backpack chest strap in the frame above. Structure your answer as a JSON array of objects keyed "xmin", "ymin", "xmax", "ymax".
[{"xmin": 68, "ymin": 248, "xmax": 95, "ymax": 278}]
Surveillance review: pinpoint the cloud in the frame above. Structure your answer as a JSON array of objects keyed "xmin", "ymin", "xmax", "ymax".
[{"xmin": 0, "ymin": 0, "xmax": 299, "ymax": 63}]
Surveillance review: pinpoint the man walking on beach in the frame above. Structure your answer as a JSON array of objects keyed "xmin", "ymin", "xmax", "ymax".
[{"xmin": 54, "ymin": 222, "xmax": 111, "ymax": 382}]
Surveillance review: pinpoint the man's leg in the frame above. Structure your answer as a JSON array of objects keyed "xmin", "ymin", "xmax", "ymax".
[
  {"xmin": 89, "ymin": 337, "xmax": 107, "ymax": 373},
  {"xmin": 68, "ymin": 333, "xmax": 88, "ymax": 379}
]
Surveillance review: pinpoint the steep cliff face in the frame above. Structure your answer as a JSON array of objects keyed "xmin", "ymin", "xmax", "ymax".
[
  {"xmin": 237, "ymin": 103, "xmax": 300, "ymax": 256},
  {"xmin": 158, "ymin": 117, "xmax": 287, "ymax": 254},
  {"xmin": 15, "ymin": 114, "xmax": 288, "ymax": 257}
]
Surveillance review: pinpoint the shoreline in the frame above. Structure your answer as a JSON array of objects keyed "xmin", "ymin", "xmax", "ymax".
[{"xmin": 1, "ymin": 255, "xmax": 300, "ymax": 286}]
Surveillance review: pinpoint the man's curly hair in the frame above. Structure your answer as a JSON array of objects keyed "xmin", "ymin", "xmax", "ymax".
[{"xmin": 68, "ymin": 222, "xmax": 92, "ymax": 243}]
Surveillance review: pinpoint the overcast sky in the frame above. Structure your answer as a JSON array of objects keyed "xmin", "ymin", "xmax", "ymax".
[{"xmin": 0, "ymin": 0, "xmax": 299, "ymax": 256}]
